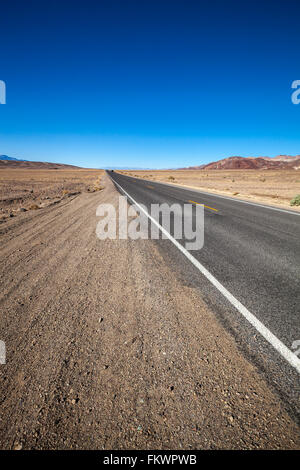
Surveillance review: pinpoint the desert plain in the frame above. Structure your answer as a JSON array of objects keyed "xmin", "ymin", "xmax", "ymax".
[
  {"xmin": 1, "ymin": 168, "xmax": 299, "ymax": 223},
  {"xmin": 0, "ymin": 168, "xmax": 104, "ymax": 221}
]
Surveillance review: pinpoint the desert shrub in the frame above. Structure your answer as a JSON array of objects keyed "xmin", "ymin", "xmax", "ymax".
[
  {"xmin": 290, "ymin": 194, "xmax": 300, "ymax": 206},
  {"xmin": 29, "ymin": 204, "xmax": 40, "ymax": 210}
]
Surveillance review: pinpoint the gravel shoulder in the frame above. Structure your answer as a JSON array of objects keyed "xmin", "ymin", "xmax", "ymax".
[{"xmin": 0, "ymin": 174, "xmax": 299, "ymax": 449}]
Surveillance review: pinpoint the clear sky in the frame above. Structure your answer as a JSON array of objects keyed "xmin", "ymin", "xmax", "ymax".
[{"xmin": 1, "ymin": 0, "xmax": 300, "ymax": 168}]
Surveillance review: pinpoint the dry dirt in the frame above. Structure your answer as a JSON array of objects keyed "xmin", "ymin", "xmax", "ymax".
[
  {"xmin": 0, "ymin": 173, "xmax": 299, "ymax": 449},
  {"xmin": 0, "ymin": 168, "xmax": 104, "ymax": 220},
  {"xmin": 119, "ymin": 169, "xmax": 300, "ymax": 211}
]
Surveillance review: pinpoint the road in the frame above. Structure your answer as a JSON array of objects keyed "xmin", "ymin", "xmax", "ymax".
[{"xmin": 109, "ymin": 171, "xmax": 300, "ymax": 418}]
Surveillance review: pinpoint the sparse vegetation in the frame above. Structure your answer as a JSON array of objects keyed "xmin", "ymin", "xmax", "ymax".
[
  {"xmin": 29, "ymin": 203, "xmax": 40, "ymax": 210},
  {"xmin": 290, "ymin": 194, "xmax": 300, "ymax": 206},
  {"xmin": 92, "ymin": 175, "xmax": 104, "ymax": 192}
]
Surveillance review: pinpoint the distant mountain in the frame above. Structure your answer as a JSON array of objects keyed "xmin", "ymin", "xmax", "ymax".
[
  {"xmin": 181, "ymin": 155, "xmax": 300, "ymax": 170},
  {"xmin": 0, "ymin": 155, "xmax": 27, "ymax": 161},
  {"xmin": 105, "ymin": 166, "xmax": 153, "ymax": 170},
  {"xmin": 264, "ymin": 154, "xmax": 300, "ymax": 162},
  {"xmin": 0, "ymin": 155, "xmax": 82, "ymax": 169},
  {"xmin": 178, "ymin": 164, "xmax": 206, "ymax": 170}
]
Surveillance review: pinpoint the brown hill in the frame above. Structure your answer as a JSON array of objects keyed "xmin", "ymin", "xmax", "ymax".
[
  {"xmin": 198, "ymin": 155, "xmax": 300, "ymax": 170},
  {"xmin": 0, "ymin": 159, "xmax": 81, "ymax": 170}
]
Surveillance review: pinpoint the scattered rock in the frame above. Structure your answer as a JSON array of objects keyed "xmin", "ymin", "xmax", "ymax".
[{"xmin": 13, "ymin": 442, "xmax": 22, "ymax": 450}]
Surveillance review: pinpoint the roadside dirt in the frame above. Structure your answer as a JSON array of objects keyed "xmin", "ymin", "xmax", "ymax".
[
  {"xmin": 0, "ymin": 173, "xmax": 299, "ymax": 449},
  {"xmin": 120, "ymin": 169, "xmax": 300, "ymax": 212}
]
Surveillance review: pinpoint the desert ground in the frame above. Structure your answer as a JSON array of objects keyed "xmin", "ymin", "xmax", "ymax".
[
  {"xmin": 0, "ymin": 168, "xmax": 104, "ymax": 221},
  {"xmin": 119, "ymin": 169, "xmax": 300, "ymax": 211},
  {"xmin": 0, "ymin": 172, "xmax": 299, "ymax": 449}
]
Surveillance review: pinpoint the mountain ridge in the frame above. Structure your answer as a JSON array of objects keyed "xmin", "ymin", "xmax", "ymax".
[
  {"xmin": 180, "ymin": 155, "xmax": 300, "ymax": 170},
  {"xmin": 0, "ymin": 155, "xmax": 27, "ymax": 161},
  {"xmin": 0, "ymin": 155, "xmax": 81, "ymax": 169}
]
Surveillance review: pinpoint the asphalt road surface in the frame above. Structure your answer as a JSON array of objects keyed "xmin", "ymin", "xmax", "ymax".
[{"xmin": 109, "ymin": 171, "xmax": 300, "ymax": 418}]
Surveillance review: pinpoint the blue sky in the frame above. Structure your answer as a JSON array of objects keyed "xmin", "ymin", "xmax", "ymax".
[{"xmin": 0, "ymin": 0, "xmax": 300, "ymax": 168}]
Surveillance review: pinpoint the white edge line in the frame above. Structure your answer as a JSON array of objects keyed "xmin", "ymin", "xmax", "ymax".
[
  {"xmin": 116, "ymin": 172, "xmax": 300, "ymax": 216},
  {"xmin": 112, "ymin": 177, "xmax": 300, "ymax": 374}
]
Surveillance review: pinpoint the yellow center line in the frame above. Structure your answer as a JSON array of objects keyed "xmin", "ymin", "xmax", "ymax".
[
  {"xmin": 141, "ymin": 187, "xmax": 219, "ymax": 212},
  {"xmin": 188, "ymin": 200, "xmax": 219, "ymax": 212}
]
